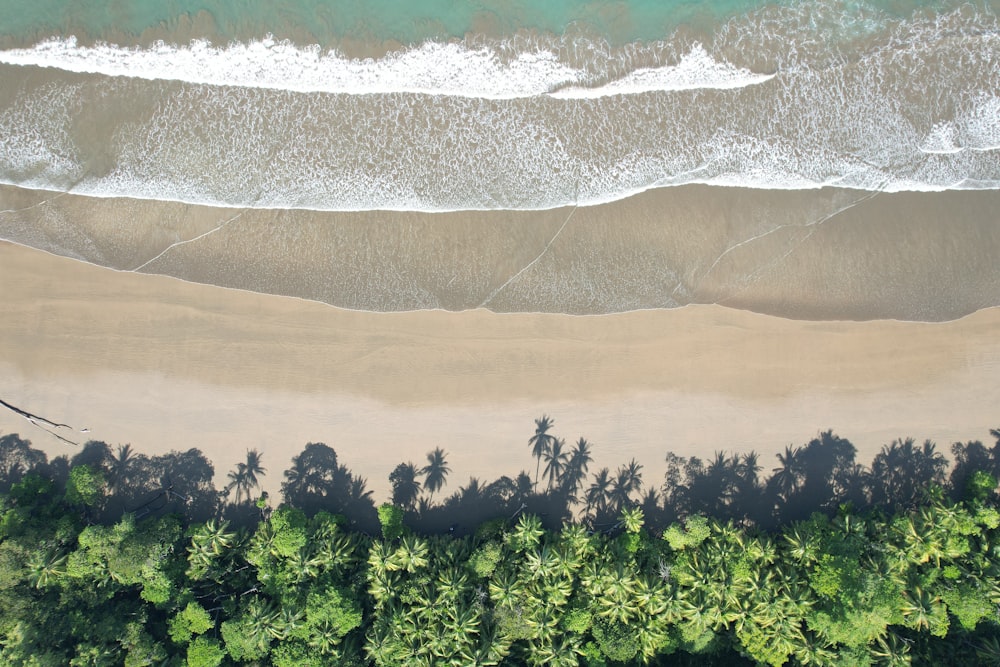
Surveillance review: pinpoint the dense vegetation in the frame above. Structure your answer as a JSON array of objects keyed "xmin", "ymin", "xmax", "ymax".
[{"xmin": 1, "ymin": 422, "xmax": 1000, "ymax": 665}]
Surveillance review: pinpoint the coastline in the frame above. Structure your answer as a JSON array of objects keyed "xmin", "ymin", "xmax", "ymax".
[
  {"xmin": 2, "ymin": 183, "xmax": 999, "ymax": 321},
  {"xmin": 2, "ymin": 239, "xmax": 998, "ymax": 500}
]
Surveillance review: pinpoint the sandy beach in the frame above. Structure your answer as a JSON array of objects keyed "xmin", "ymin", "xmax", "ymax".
[
  {"xmin": 2, "ymin": 183, "xmax": 999, "ymax": 321},
  {"xmin": 2, "ymin": 239, "xmax": 998, "ymax": 500}
]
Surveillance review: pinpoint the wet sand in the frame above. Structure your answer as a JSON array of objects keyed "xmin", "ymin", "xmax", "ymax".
[
  {"xmin": 2, "ymin": 239, "xmax": 998, "ymax": 500},
  {"xmin": 2, "ymin": 183, "xmax": 999, "ymax": 321}
]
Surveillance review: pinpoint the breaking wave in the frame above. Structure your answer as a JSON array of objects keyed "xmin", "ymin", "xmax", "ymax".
[
  {"xmin": 0, "ymin": 36, "xmax": 774, "ymax": 99},
  {"xmin": 0, "ymin": 0, "xmax": 997, "ymax": 211}
]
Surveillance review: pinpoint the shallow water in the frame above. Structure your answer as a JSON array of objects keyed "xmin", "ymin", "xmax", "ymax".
[
  {"xmin": 0, "ymin": 0, "xmax": 997, "ymax": 212},
  {"xmin": 0, "ymin": 0, "xmax": 997, "ymax": 318}
]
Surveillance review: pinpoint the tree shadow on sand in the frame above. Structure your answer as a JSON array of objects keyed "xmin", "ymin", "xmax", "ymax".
[
  {"xmin": 0, "ymin": 435, "xmax": 220, "ymax": 523},
  {"xmin": 5, "ymin": 424, "xmax": 1000, "ymax": 537},
  {"xmin": 280, "ymin": 442, "xmax": 378, "ymax": 534},
  {"xmin": 69, "ymin": 441, "xmax": 220, "ymax": 523},
  {"xmin": 949, "ymin": 431, "xmax": 1000, "ymax": 500},
  {"xmin": 654, "ymin": 429, "xmax": 996, "ymax": 532},
  {"xmin": 0, "ymin": 433, "xmax": 51, "ymax": 494}
]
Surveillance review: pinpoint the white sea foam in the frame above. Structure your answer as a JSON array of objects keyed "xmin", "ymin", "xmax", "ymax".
[
  {"xmin": 0, "ymin": 36, "xmax": 773, "ymax": 99},
  {"xmin": 0, "ymin": 2, "xmax": 997, "ymax": 211},
  {"xmin": 960, "ymin": 95, "xmax": 1000, "ymax": 152},
  {"xmin": 920, "ymin": 122, "xmax": 963, "ymax": 155},
  {"xmin": 547, "ymin": 44, "xmax": 774, "ymax": 98}
]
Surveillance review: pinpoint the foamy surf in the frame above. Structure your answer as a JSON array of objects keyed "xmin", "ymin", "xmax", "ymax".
[
  {"xmin": 0, "ymin": 1, "xmax": 997, "ymax": 212},
  {"xmin": 0, "ymin": 36, "xmax": 774, "ymax": 99},
  {"xmin": 547, "ymin": 44, "xmax": 774, "ymax": 98}
]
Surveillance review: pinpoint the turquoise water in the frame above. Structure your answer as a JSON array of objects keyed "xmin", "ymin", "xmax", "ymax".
[
  {"xmin": 0, "ymin": 0, "xmax": 749, "ymax": 45},
  {"xmin": 0, "ymin": 0, "xmax": 960, "ymax": 45}
]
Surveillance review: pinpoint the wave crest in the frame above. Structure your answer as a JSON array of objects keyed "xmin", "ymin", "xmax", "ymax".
[{"xmin": 0, "ymin": 36, "xmax": 773, "ymax": 99}]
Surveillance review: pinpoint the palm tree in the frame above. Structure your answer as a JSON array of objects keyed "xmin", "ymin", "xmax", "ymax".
[
  {"xmin": 26, "ymin": 548, "xmax": 67, "ymax": 589},
  {"xmin": 620, "ymin": 506, "xmax": 644, "ymax": 534},
  {"xmin": 389, "ymin": 462, "xmax": 422, "ymax": 509},
  {"xmin": 242, "ymin": 597, "xmax": 281, "ymax": 653},
  {"xmin": 387, "ymin": 536, "xmax": 429, "ymax": 573},
  {"xmin": 510, "ymin": 513, "xmax": 544, "ymax": 552},
  {"xmin": 422, "ymin": 447, "xmax": 450, "ymax": 502},
  {"xmin": 187, "ymin": 519, "xmax": 236, "ymax": 577},
  {"xmin": 528, "ymin": 416, "xmax": 557, "ymax": 490},
  {"xmin": 542, "ymin": 438, "xmax": 568, "ymax": 491}
]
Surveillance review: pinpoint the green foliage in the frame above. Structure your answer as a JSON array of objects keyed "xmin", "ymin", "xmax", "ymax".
[
  {"xmin": 268, "ymin": 506, "xmax": 308, "ymax": 557},
  {"xmin": 580, "ymin": 641, "xmax": 607, "ymax": 666},
  {"xmin": 3, "ymin": 433, "xmax": 1000, "ymax": 667},
  {"xmin": 941, "ymin": 583, "xmax": 995, "ymax": 631},
  {"xmin": 662, "ymin": 514, "xmax": 711, "ymax": 550},
  {"xmin": 271, "ymin": 639, "xmax": 324, "ymax": 666},
  {"xmin": 975, "ymin": 505, "xmax": 1000, "ymax": 529},
  {"xmin": 120, "ymin": 620, "xmax": 167, "ymax": 667},
  {"xmin": 66, "ymin": 514, "xmax": 182, "ymax": 605},
  {"xmin": 377, "ymin": 503, "xmax": 405, "ymax": 541},
  {"xmin": 65, "ymin": 465, "xmax": 105, "ymax": 507},
  {"xmin": 221, "ymin": 614, "xmax": 273, "ymax": 662},
  {"xmin": 168, "ymin": 601, "xmax": 213, "ymax": 644},
  {"xmin": 619, "ymin": 532, "xmax": 641, "ymax": 553},
  {"xmin": 736, "ymin": 624, "xmax": 795, "ymax": 667},
  {"xmin": 468, "ymin": 540, "xmax": 503, "ymax": 578},
  {"xmin": 621, "ymin": 506, "xmax": 644, "ymax": 534},
  {"xmin": 592, "ymin": 618, "xmax": 640, "ymax": 662},
  {"xmin": 562, "ymin": 607, "xmax": 593, "ymax": 634},
  {"xmin": 9, "ymin": 472, "xmax": 54, "ymax": 507},
  {"xmin": 297, "ymin": 585, "xmax": 362, "ymax": 644},
  {"xmin": 966, "ymin": 470, "xmax": 998, "ymax": 502},
  {"xmin": 508, "ymin": 513, "xmax": 544, "ymax": 552},
  {"xmin": 809, "ymin": 553, "xmax": 855, "ymax": 599},
  {"xmin": 186, "ymin": 636, "xmax": 225, "ymax": 667}
]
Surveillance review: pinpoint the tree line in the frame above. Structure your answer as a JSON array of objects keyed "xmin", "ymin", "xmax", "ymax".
[{"xmin": 0, "ymin": 423, "xmax": 999, "ymax": 665}]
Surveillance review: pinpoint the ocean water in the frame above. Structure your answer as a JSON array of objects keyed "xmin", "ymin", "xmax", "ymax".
[
  {"xmin": 0, "ymin": 0, "xmax": 999, "ymax": 320},
  {"xmin": 0, "ymin": 0, "xmax": 779, "ymax": 47},
  {"xmin": 0, "ymin": 0, "xmax": 997, "ymax": 212}
]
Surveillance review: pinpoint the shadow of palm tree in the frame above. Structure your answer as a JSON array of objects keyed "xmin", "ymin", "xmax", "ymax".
[
  {"xmin": 663, "ymin": 451, "xmax": 768, "ymax": 528},
  {"xmin": 0, "ymin": 433, "xmax": 49, "ymax": 493},
  {"xmin": 280, "ymin": 442, "xmax": 377, "ymax": 533},
  {"xmin": 949, "ymin": 431, "xmax": 1000, "ymax": 500},
  {"xmin": 867, "ymin": 438, "xmax": 948, "ymax": 510},
  {"xmin": 62, "ymin": 441, "xmax": 220, "ymax": 523}
]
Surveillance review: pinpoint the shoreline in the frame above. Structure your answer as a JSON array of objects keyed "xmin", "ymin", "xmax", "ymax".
[
  {"xmin": 2, "ymin": 240, "xmax": 998, "ymax": 500},
  {"xmin": 2, "ymin": 183, "xmax": 999, "ymax": 322}
]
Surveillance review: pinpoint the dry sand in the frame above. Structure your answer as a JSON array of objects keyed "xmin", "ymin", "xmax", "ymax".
[{"xmin": 2, "ymin": 239, "xmax": 998, "ymax": 500}]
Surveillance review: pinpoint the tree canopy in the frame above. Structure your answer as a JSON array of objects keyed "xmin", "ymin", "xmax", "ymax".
[{"xmin": 1, "ymin": 425, "xmax": 999, "ymax": 665}]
